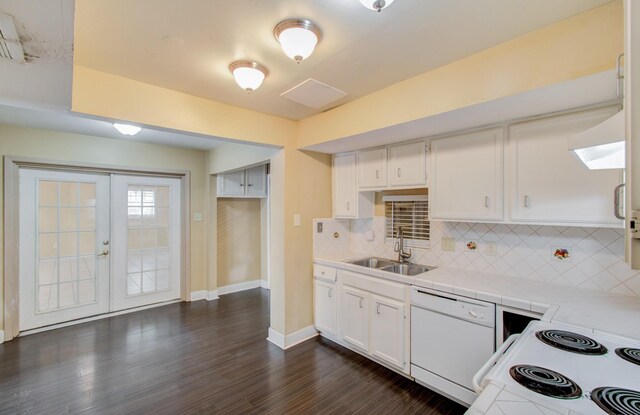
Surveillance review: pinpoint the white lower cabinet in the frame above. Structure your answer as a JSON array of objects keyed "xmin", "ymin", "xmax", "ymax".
[
  {"xmin": 340, "ymin": 285, "xmax": 369, "ymax": 351},
  {"xmin": 314, "ymin": 279, "xmax": 337, "ymax": 337},
  {"xmin": 336, "ymin": 270, "xmax": 410, "ymax": 374},
  {"xmin": 370, "ymin": 294, "xmax": 405, "ymax": 369}
]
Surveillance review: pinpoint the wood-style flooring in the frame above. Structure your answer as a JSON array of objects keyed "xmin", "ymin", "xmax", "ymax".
[{"xmin": 0, "ymin": 288, "xmax": 466, "ymax": 415}]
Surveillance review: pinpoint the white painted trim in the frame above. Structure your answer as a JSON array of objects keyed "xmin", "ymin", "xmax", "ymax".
[
  {"xmin": 190, "ymin": 290, "xmax": 207, "ymax": 301},
  {"xmin": 218, "ymin": 279, "xmax": 262, "ymax": 295},
  {"xmin": 206, "ymin": 290, "xmax": 219, "ymax": 301},
  {"xmin": 260, "ymin": 279, "xmax": 269, "ymax": 290},
  {"xmin": 0, "ymin": 330, "xmax": 4, "ymax": 344},
  {"xmin": 18, "ymin": 300, "xmax": 181, "ymax": 336},
  {"xmin": 267, "ymin": 325, "xmax": 318, "ymax": 350}
]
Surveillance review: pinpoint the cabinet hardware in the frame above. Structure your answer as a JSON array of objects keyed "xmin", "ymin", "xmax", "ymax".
[
  {"xmin": 484, "ymin": 196, "xmax": 489, "ymax": 208},
  {"xmin": 240, "ymin": 183, "xmax": 244, "ymax": 187},
  {"xmin": 328, "ymin": 288, "xmax": 332, "ymax": 298},
  {"xmin": 397, "ymin": 168, "xmax": 401, "ymax": 178},
  {"xmin": 247, "ymin": 184, "xmax": 254, "ymax": 187},
  {"xmin": 359, "ymin": 298, "xmax": 364, "ymax": 308},
  {"xmin": 375, "ymin": 170, "xmax": 380, "ymax": 179},
  {"xmin": 346, "ymin": 202, "xmax": 351, "ymax": 211},
  {"xmin": 614, "ymin": 183, "xmax": 625, "ymax": 220},
  {"xmin": 524, "ymin": 195, "xmax": 530, "ymax": 208},
  {"xmin": 376, "ymin": 304, "xmax": 381, "ymax": 315}
]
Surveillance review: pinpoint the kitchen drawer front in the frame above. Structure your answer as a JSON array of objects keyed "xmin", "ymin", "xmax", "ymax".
[
  {"xmin": 340, "ymin": 270, "xmax": 404, "ymax": 301},
  {"xmin": 313, "ymin": 264, "xmax": 337, "ymax": 282}
]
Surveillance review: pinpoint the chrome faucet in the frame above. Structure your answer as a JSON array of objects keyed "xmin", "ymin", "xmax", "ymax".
[{"xmin": 394, "ymin": 226, "xmax": 412, "ymax": 263}]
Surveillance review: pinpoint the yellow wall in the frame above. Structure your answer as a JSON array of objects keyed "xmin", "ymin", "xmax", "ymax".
[
  {"xmin": 216, "ymin": 198, "xmax": 262, "ymax": 286},
  {"xmin": 0, "ymin": 124, "xmax": 208, "ymax": 330},
  {"xmin": 298, "ymin": 1, "xmax": 624, "ymax": 148}
]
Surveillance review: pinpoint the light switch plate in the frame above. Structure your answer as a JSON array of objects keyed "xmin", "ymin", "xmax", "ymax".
[
  {"xmin": 293, "ymin": 214, "xmax": 301, "ymax": 227},
  {"xmin": 486, "ymin": 241, "xmax": 497, "ymax": 256}
]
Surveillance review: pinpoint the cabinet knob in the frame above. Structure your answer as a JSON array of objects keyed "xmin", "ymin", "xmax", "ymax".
[
  {"xmin": 375, "ymin": 170, "xmax": 380, "ymax": 179},
  {"xmin": 346, "ymin": 202, "xmax": 351, "ymax": 211},
  {"xmin": 376, "ymin": 304, "xmax": 381, "ymax": 315},
  {"xmin": 328, "ymin": 288, "xmax": 332, "ymax": 298},
  {"xmin": 359, "ymin": 298, "xmax": 364, "ymax": 308},
  {"xmin": 397, "ymin": 168, "xmax": 401, "ymax": 178}
]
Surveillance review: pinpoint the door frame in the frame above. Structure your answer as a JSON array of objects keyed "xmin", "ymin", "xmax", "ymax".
[{"xmin": 4, "ymin": 156, "xmax": 191, "ymax": 341}]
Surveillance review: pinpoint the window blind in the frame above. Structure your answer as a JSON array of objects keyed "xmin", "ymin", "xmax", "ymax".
[{"xmin": 384, "ymin": 195, "xmax": 430, "ymax": 248}]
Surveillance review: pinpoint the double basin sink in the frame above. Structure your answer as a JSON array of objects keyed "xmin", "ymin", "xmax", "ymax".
[{"xmin": 348, "ymin": 257, "xmax": 434, "ymax": 276}]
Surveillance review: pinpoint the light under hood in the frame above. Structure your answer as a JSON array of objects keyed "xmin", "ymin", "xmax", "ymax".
[{"xmin": 568, "ymin": 110, "xmax": 625, "ymax": 170}]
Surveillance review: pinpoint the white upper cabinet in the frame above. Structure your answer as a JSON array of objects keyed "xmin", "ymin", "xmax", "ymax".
[
  {"xmin": 217, "ymin": 165, "xmax": 267, "ymax": 198},
  {"xmin": 357, "ymin": 148, "xmax": 387, "ymax": 189},
  {"xmin": 507, "ymin": 107, "xmax": 623, "ymax": 226},
  {"xmin": 431, "ymin": 128, "xmax": 504, "ymax": 221},
  {"xmin": 333, "ymin": 154, "xmax": 373, "ymax": 219},
  {"xmin": 388, "ymin": 141, "xmax": 427, "ymax": 187}
]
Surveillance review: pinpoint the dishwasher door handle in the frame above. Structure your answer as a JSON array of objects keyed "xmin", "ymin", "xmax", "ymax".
[{"xmin": 472, "ymin": 334, "xmax": 521, "ymax": 393}]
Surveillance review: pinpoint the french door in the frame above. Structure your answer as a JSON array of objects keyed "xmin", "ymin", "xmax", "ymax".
[{"xmin": 19, "ymin": 169, "xmax": 182, "ymax": 331}]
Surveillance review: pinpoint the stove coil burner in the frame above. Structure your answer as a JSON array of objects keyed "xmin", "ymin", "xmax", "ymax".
[
  {"xmin": 535, "ymin": 330, "xmax": 608, "ymax": 355},
  {"xmin": 616, "ymin": 348, "xmax": 640, "ymax": 367},
  {"xmin": 591, "ymin": 387, "xmax": 640, "ymax": 415},
  {"xmin": 509, "ymin": 365, "xmax": 582, "ymax": 399}
]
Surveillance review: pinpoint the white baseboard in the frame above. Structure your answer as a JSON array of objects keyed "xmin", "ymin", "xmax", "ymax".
[
  {"xmin": 218, "ymin": 279, "xmax": 262, "ymax": 295},
  {"xmin": 260, "ymin": 279, "xmax": 269, "ymax": 290},
  {"xmin": 190, "ymin": 290, "xmax": 219, "ymax": 301},
  {"xmin": 0, "ymin": 330, "xmax": 4, "ymax": 344},
  {"xmin": 267, "ymin": 325, "xmax": 318, "ymax": 350},
  {"xmin": 206, "ymin": 290, "xmax": 219, "ymax": 301}
]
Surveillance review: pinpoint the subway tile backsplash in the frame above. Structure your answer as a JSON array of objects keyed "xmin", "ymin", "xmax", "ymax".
[{"xmin": 313, "ymin": 217, "xmax": 640, "ymax": 297}]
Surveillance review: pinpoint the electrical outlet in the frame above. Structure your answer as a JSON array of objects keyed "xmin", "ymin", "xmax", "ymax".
[
  {"xmin": 486, "ymin": 241, "xmax": 497, "ymax": 256},
  {"xmin": 441, "ymin": 237, "xmax": 456, "ymax": 252},
  {"xmin": 316, "ymin": 222, "xmax": 323, "ymax": 233}
]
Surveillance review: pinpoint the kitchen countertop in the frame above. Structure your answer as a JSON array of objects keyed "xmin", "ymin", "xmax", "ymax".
[
  {"xmin": 314, "ymin": 252, "xmax": 640, "ymax": 340},
  {"xmin": 314, "ymin": 253, "xmax": 640, "ymax": 415}
]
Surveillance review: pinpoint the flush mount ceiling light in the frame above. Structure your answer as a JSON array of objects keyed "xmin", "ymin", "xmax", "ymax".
[
  {"xmin": 113, "ymin": 123, "xmax": 142, "ymax": 136},
  {"xmin": 229, "ymin": 60, "xmax": 269, "ymax": 92},
  {"xmin": 359, "ymin": 0, "xmax": 395, "ymax": 12},
  {"xmin": 274, "ymin": 19, "xmax": 321, "ymax": 63}
]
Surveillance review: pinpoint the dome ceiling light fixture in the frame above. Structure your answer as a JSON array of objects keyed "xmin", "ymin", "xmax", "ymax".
[
  {"xmin": 274, "ymin": 19, "xmax": 321, "ymax": 63},
  {"xmin": 359, "ymin": 0, "xmax": 395, "ymax": 12},
  {"xmin": 229, "ymin": 60, "xmax": 269, "ymax": 92},
  {"xmin": 113, "ymin": 123, "xmax": 142, "ymax": 136}
]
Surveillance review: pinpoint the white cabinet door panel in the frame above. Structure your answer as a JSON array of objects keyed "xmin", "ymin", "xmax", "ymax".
[
  {"xmin": 333, "ymin": 154, "xmax": 358, "ymax": 218},
  {"xmin": 357, "ymin": 148, "xmax": 387, "ymax": 189},
  {"xmin": 219, "ymin": 170, "xmax": 245, "ymax": 196},
  {"xmin": 508, "ymin": 107, "xmax": 622, "ymax": 225},
  {"xmin": 388, "ymin": 141, "xmax": 427, "ymax": 187},
  {"xmin": 431, "ymin": 128, "xmax": 504, "ymax": 221},
  {"xmin": 245, "ymin": 165, "xmax": 267, "ymax": 197},
  {"xmin": 370, "ymin": 294, "xmax": 405, "ymax": 370},
  {"xmin": 340, "ymin": 285, "xmax": 369, "ymax": 351},
  {"xmin": 314, "ymin": 280, "xmax": 337, "ymax": 336}
]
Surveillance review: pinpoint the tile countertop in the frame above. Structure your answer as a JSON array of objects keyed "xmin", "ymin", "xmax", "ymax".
[{"xmin": 313, "ymin": 253, "xmax": 640, "ymax": 340}]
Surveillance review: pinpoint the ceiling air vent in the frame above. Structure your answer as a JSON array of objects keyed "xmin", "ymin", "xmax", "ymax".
[
  {"xmin": 280, "ymin": 78, "xmax": 347, "ymax": 109},
  {"xmin": 0, "ymin": 13, "xmax": 25, "ymax": 63}
]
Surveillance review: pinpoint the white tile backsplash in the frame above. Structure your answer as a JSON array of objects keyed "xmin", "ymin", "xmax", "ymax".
[{"xmin": 313, "ymin": 216, "xmax": 640, "ymax": 297}]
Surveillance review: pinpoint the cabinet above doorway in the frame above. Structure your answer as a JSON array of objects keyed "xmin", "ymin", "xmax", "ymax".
[{"xmin": 217, "ymin": 165, "xmax": 268, "ymax": 198}]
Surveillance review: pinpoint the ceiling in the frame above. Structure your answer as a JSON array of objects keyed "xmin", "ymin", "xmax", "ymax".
[{"xmin": 74, "ymin": 0, "xmax": 613, "ymax": 120}]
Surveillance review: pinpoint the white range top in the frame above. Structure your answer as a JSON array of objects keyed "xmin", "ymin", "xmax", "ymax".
[{"xmin": 313, "ymin": 253, "xmax": 640, "ymax": 340}]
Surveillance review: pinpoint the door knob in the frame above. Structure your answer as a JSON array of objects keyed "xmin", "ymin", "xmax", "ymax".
[{"xmin": 97, "ymin": 250, "xmax": 110, "ymax": 257}]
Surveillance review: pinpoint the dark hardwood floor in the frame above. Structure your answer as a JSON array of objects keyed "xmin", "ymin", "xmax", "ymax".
[{"xmin": 0, "ymin": 289, "xmax": 466, "ymax": 415}]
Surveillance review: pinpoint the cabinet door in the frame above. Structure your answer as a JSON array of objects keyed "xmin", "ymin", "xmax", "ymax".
[
  {"xmin": 219, "ymin": 170, "xmax": 245, "ymax": 196},
  {"xmin": 388, "ymin": 141, "xmax": 426, "ymax": 187},
  {"xmin": 357, "ymin": 148, "xmax": 387, "ymax": 189},
  {"xmin": 370, "ymin": 295, "xmax": 405, "ymax": 370},
  {"xmin": 431, "ymin": 128, "xmax": 504, "ymax": 221},
  {"xmin": 314, "ymin": 280, "xmax": 337, "ymax": 336},
  {"xmin": 508, "ymin": 107, "xmax": 622, "ymax": 226},
  {"xmin": 245, "ymin": 165, "xmax": 267, "ymax": 197},
  {"xmin": 340, "ymin": 285, "xmax": 369, "ymax": 351},
  {"xmin": 333, "ymin": 154, "xmax": 357, "ymax": 218}
]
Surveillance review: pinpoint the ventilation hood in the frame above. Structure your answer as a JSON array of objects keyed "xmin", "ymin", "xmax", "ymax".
[{"xmin": 568, "ymin": 110, "xmax": 625, "ymax": 170}]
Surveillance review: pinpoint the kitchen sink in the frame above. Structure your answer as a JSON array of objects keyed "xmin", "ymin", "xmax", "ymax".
[
  {"xmin": 348, "ymin": 257, "xmax": 394, "ymax": 269},
  {"xmin": 380, "ymin": 263, "xmax": 434, "ymax": 276}
]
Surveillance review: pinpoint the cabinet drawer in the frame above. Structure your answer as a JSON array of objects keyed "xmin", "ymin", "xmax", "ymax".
[
  {"xmin": 340, "ymin": 270, "xmax": 405, "ymax": 301},
  {"xmin": 313, "ymin": 264, "xmax": 337, "ymax": 282}
]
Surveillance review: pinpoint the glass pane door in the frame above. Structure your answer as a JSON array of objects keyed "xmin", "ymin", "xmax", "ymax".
[
  {"xmin": 111, "ymin": 175, "xmax": 181, "ymax": 311},
  {"xmin": 19, "ymin": 170, "xmax": 110, "ymax": 331}
]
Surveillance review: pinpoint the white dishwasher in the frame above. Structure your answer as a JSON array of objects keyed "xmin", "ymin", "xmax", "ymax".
[{"xmin": 410, "ymin": 287, "xmax": 495, "ymax": 406}]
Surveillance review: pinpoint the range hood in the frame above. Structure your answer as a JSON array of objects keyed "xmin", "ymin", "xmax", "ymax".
[{"xmin": 568, "ymin": 110, "xmax": 625, "ymax": 170}]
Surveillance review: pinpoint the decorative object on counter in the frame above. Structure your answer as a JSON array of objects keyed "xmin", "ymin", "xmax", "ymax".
[
  {"xmin": 274, "ymin": 19, "xmax": 321, "ymax": 63},
  {"xmin": 359, "ymin": 0, "xmax": 395, "ymax": 12},
  {"xmin": 553, "ymin": 248, "xmax": 570, "ymax": 260},
  {"xmin": 229, "ymin": 60, "xmax": 268, "ymax": 92},
  {"xmin": 466, "ymin": 241, "xmax": 478, "ymax": 251}
]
